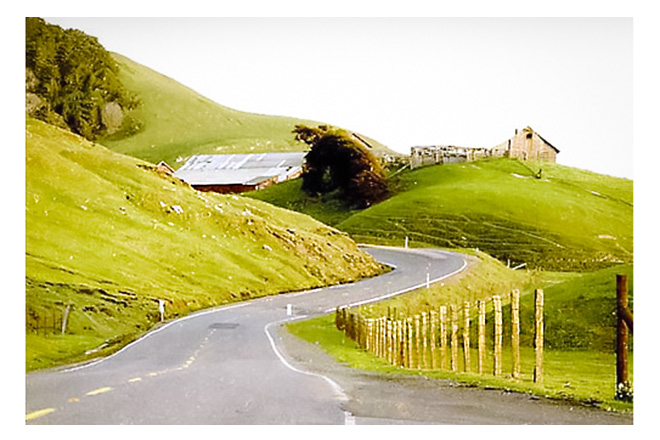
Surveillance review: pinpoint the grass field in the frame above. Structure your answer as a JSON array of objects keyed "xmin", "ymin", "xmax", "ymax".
[
  {"xmin": 288, "ymin": 256, "xmax": 634, "ymax": 412},
  {"xmin": 344, "ymin": 159, "xmax": 632, "ymax": 271},
  {"xmin": 252, "ymin": 158, "xmax": 632, "ymax": 272},
  {"xmin": 99, "ymin": 54, "xmax": 393, "ymax": 167},
  {"xmin": 247, "ymin": 178, "xmax": 361, "ymax": 226},
  {"xmin": 25, "ymin": 118, "xmax": 386, "ymax": 370}
]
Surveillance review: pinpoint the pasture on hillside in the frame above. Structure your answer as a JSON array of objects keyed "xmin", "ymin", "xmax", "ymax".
[
  {"xmin": 25, "ymin": 118, "xmax": 386, "ymax": 370},
  {"xmin": 253, "ymin": 158, "xmax": 632, "ymax": 272}
]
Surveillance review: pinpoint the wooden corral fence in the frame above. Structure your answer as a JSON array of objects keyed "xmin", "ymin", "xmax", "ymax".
[{"xmin": 336, "ymin": 289, "xmax": 545, "ymax": 383}]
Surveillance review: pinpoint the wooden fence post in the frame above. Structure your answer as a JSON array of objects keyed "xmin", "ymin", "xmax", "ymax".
[
  {"xmin": 349, "ymin": 312, "xmax": 357, "ymax": 342},
  {"xmin": 439, "ymin": 306, "xmax": 448, "ymax": 370},
  {"xmin": 415, "ymin": 314, "xmax": 421, "ymax": 369},
  {"xmin": 616, "ymin": 275, "xmax": 630, "ymax": 389},
  {"xmin": 463, "ymin": 302, "xmax": 471, "ymax": 373},
  {"xmin": 407, "ymin": 318, "xmax": 414, "ymax": 368},
  {"xmin": 511, "ymin": 289, "xmax": 521, "ymax": 379},
  {"xmin": 421, "ymin": 312, "xmax": 429, "ymax": 369},
  {"xmin": 533, "ymin": 289, "xmax": 544, "ymax": 384},
  {"xmin": 493, "ymin": 296, "xmax": 502, "ymax": 377},
  {"xmin": 450, "ymin": 305, "xmax": 458, "ymax": 372},
  {"xmin": 478, "ymin": 300, "xmax": 486, "ymax": 375},
  {"xmin": 384, "ymin": 318, "xmax": 389, "ymax": 363},
  {"xmin": 373, "ymin": 317, "xmax": 379, "ymax": 356},
  {"xmin": 429, "ymin": 310, "xmax": 438, "ymax": 370},
  {"xmin": 397, "ymin": 319, "xmax": 402, "ymax": 366},
  {"xmin": 356, "ymin": 312, "xmax": 363, "ymax": 346},
  {"xmin": 376, "ymin": 317, "xmax": 385, "ymax": 357},
  {"xmin": 395, "ymin": 318, "xmax": 400, "ymax": 365},
  {"xmin": 358, "ymin": 314, "xmax": 365, "ymax": 349},
  {"xmin": 373, "ymin": 318, "xmax": 378, "ymax": 354},
  {"xmin": 387, "ymin": 318, "xmax": 394, "ymax": 364}
]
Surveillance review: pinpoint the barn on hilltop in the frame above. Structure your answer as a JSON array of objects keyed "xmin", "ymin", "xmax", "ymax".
[
  {"xmin": 410, "ymin": 126, "xmax": 560, "ymax": 169},
  {"xmin": 173, "ymin": 152, "xmax": 306, "ymax": 193},
  {"xmin": 491, "ymin": 126, "xmax": 559, "ymax": 162}
]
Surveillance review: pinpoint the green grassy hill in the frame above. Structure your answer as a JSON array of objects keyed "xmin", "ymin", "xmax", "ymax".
[
  {"xmin": 25, "ymin": 118, "xmax": 386, "ymax": 370},
  {"xmin": 98, "ymin": 53, "xmax": 392, "ymax": 167},
  {"xmin": 517, "ymin": 263, "xmax": 633, "ymax": 351},
  {"xmin": 250, "ymin": 159, "xmax": 633, "ymax": 271}
]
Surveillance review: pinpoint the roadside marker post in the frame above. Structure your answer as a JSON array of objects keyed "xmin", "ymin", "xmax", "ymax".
[
  {"xmin": 158, "ymin": 299, "xmax": 165, "ymax": 322},
  {"xmin": 61, "ymin": 304, "xmax": 71, "ymax": 335}
]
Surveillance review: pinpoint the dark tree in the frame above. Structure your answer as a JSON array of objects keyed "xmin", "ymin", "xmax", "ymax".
[
  {"xmin": 25, "ymin": 17, "xmax": 138, "ymax": 140},
  {"xmin": 293, "ymin": 125, "xmax": 389, "ymax": 209}
]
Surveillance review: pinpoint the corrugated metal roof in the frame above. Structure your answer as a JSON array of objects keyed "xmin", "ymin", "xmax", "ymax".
[{"xmin": 174, "ymin": 152, "xmax": 306, "ymax": 186}]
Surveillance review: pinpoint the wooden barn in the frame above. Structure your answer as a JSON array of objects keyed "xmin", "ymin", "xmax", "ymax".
[
  {"xmin": 173, "ymin": 152, "xmax": 306, "ymax": 194},
  {"xmin": 491, "ymin": 126, "xmax": 559, "ymax": 162}
]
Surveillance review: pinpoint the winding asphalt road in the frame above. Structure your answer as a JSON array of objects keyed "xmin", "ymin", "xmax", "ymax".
[{"xmin": 25, "ymin": 246, "xmax": 632, "ymax": 424}]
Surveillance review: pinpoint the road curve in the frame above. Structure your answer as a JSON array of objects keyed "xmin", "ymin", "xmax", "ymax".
[
  {"xmin": 25, "ymin": 247, "xmax": 631, "ymax": 424},
  {"xmin": 25, "ymin": 246, "xmax": 465, "ymax": 424}
]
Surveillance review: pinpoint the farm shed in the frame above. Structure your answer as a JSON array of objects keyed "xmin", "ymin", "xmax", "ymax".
[
  {"xmin": 173, "ymin": 152, "xmax": 306, "ymax": 194},
  {"xmin": 491, "ymin": 126, "xmax": 559, "ymax": 162}
]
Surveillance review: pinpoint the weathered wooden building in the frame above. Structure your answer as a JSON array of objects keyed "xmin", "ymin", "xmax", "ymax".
[
  {"xmin": 173, "ymin": 152, "xmax": 305, "ymax": 194},
  {"xmin": 491, "ymin": 126, "xmax": 559, "ymax": 162},
  {"xmin": 410, "ymin": 126, "xmax": 559, "ymax": 169}
]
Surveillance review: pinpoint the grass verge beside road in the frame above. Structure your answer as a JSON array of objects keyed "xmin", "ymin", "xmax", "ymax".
[
  {"xmin": 286, "ymin": 253, "xmax": 633, "ymax": 413},
  {"xmin": 287, "ymin": 315, "xmax": 633, "ymax": 413}
]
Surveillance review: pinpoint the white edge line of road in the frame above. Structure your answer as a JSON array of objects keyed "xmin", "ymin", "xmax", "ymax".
[
  {"xmin": 264, "ymin": 252, "xmax": 468, "ymax": 424},
  {"xmin": 263, "ymin": 316, "xmax": 348, "ymax": 401},
  {"xmin": 54, "ymin": 248, "xmax": 466, "ymax": 424},
  {"xmin": 59, "ymin": 247, "xmax": 466, "ymax": 377},
  {"xmin": 263, "ymin": 316, "xmax": 357, "ymax": 425}
]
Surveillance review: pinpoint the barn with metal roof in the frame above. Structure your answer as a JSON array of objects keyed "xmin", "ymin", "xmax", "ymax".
[{"xmin": 173, "ymin": 152, "xmax": 306, "ymax": 193}]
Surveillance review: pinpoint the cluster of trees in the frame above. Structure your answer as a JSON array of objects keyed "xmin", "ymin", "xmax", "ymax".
[
  {"xmin": 25, "ymin": 17, "xmax": 138, "ymax": 141},
  {"xmin": 294, "ymin": 125, "xmax": 389, "ymax": 208}
]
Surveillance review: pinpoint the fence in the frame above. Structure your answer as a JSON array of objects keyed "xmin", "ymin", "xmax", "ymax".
[
  {"xmin": 26, "ymin": 305, "xmax": 72, "ymax": 335},
  {"xmin": 335, "ymin": 289, "xmax": 545, "ymax": 383}
]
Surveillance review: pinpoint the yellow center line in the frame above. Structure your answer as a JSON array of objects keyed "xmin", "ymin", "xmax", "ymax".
[
  {"xmin": 128, "ymin": 377, "xmax": 142, "ymax": 383},
  {"xmin": 25, "ymin": 408, "xmax": 56, "ymax": 421},
  {"xmin": 85, "ymin": 386, "xmax": 113, "ymax": 396}
]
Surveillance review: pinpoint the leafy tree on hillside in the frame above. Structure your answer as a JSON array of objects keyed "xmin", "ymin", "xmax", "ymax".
[
  {"xmin": 25, "ymin": 17, "xmax": 138, "ymax": 140},
  {"xmin": 293, "ymin": 125, "xmax": 389, "ymax": 209}
]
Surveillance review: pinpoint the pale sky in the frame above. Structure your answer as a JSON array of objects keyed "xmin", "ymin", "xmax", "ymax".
[{"xmin": 42, "ymin": 17, "xmax": 633, "ymax": 179}]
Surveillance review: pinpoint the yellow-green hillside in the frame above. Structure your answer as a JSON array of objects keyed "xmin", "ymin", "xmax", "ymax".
[
  {"xmin": 99, "ymin": 53, "xmax": 392, "ymax": 167},
  {"xmin": 26, "ymin": 118, "xmax": 386, "ymax": 370},
  {"xmin": 338, "ymin": 159, "xmax": 632, "ymax": 271},
  {"xmin": 250, "ymin": 158, "xmax": 633, "ymax": 272}
]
